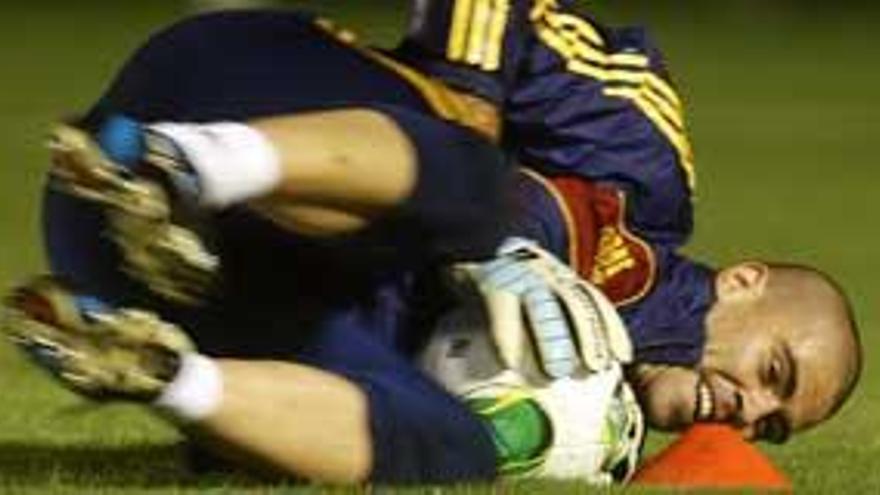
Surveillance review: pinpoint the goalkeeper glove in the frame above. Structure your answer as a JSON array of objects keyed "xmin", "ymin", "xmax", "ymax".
[{"xmin": 451, "ymin": 237, "xmax": 633, "ymax": 379}]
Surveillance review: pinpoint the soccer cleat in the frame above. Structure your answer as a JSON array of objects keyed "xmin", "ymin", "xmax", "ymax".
[
  {"xmin": 48, "ymin": 122, "xmax": 219, "ymax": 305},
  {"xmin": 48, "ymin": 123, "xmax": 170, "ymax": 220},
  {"xmin": 1, "ymin": 275, "xmax": 195, "ymax": 401}
]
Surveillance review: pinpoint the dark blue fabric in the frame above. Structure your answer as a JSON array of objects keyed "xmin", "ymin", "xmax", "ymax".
[
  {"xmin": 505, "ymin": 22, "xmax": 693, "ymax": 247},
  {"xmin": 508, "ymin": 171, "xmax": 570, "ymax": 261},
  {"xmin": 85, "ymin": 10, "xmax": 509, "ymax": 266},
  {"xmin": 46, "ymin": 11, "xmax": 501, "ymax": 482},
  {"xmin": 290, "ymin": 304, "xmax": 498, "ymax": 483},
  {"xmin": 87, "ymin": 11, "xmax": 430, "ymax": 123},
  {"xmin": 44, "ymin": 189, "xmax": 498, "ymax": 482},
  {"xmin": 396, "ymin": 0, "xmax": 693, "ymax": 247},
  {"xmin": 504, "ymin": 21, "xmax": 713, "ymax": 365},
  {"xmin": 361, "ymin": 104, "xmax": 512, "ymax": 263},
  {"xmin": 620, "ymin": 251, "xmax": 715, "ymax": 366}
]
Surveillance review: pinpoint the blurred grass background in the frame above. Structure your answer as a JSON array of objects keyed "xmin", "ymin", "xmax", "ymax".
[{"xmin": 0, "ymin": 1, "xmax": 878, "ymax": 493}]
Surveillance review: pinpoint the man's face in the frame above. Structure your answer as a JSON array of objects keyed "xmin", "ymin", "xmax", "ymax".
[
  {"xmin": 698, "ymin": 309, "xmax": 840, "ymax": 442},
  {"xmin": 635, "ymin": 262, "xmax": 857, "ymax": 441}
]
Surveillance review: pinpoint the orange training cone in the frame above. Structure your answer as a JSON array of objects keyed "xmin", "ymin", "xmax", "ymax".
[{"xmin": 632, "ymin": 424, "xmax": 792, "ymax": 491}]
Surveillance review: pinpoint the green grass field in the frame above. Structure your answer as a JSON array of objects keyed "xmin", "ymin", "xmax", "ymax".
[{"xmin": 0, "ymin": 1, "xmax": 878, "ymax": 493}]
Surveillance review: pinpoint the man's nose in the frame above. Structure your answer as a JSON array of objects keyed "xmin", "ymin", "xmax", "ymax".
[{"xmin": 739, "ymin": 388, "xmax": 781, "ymax": 433}]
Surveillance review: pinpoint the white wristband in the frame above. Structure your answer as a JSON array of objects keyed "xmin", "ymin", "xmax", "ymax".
[
  {"xmin": 149, "ymin": 122, "xmax": 282, "ymax": 208},
  {"xmin": 155, "ymin": 353, "xmax": 223, "ymax": 422}
]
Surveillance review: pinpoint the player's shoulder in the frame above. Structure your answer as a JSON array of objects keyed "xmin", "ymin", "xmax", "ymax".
[
  {"xmin": 531, "ymin": 1, "xmax": 676, "ymax": 78},
  {"xmin": 521, "ymin": 5, "xmax": 695, "ymax": 242}
]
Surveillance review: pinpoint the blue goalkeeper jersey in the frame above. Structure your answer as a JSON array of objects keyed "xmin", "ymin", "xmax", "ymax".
[{"xmin": 397, "ymin": 0, "xmax": 714, "ymax": 366}]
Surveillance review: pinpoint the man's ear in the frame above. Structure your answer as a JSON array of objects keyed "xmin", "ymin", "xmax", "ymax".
[{"xmin": 715, "ymin": 261, "xmax": 769, "ymax": 302}]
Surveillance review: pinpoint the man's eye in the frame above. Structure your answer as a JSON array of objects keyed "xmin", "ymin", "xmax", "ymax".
[
  {"xmin": 768, "ymin": 358, "xmax": 781, "ymax": 383},
  {"xmin": 757, "ymin": 413, "xmax": 790, "ymax": 444},
  {"xmin": 766, "ymin": 353, "xmax": 793, "ymax": 398}
]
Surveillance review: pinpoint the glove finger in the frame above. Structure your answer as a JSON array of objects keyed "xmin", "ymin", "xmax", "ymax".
[
  {"xmin": 522, "ymin": 286, "xmax": 578, "ymax": 379},
  {"xmin": 479, "ymin": 257, "xmax": 537, "ymax": 294},
  {"xmin": 578, "ymin": 282, "xmax": 633, "ymax": 364},
  {"xmin": 513, "ymin": 254, "xmax": 613, "ymax": 372},
  {"xmin": 547, "ymin": 278, "xmax": 612, "ymax": 372},
  {"xmin": 483, "ymin": 290, "xmax": 529, "ymax": 371}
]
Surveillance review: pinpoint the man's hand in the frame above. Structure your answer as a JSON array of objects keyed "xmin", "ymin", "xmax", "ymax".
[
  {"xmin": 420, "ymin": 308, "xmax": 644, "ymax": 483},
  {"xmin": 451, "ymin": 237, "xmax": 633, "ymax": 379},
  {"xmin": 427, "ymin": 241, "xmax": 644, "ymax": 482}
]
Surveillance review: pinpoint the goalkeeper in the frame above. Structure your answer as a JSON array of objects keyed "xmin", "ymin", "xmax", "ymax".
[
  {"xmin": 4, "ymin": 3, "xmax": 861, "ymax": 485},
  {"xmin": 400, "ymin": 0, "xmax": 861, "ymax": 444},
  {"xmin": 5, "ymin": 10, "xmax": 643, "ymax": 485}
]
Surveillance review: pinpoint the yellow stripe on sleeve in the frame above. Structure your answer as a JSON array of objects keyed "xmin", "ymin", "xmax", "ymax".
[
  {"xmin": 645, "ymin": 73, "xmax": 683, "ymax": 112},
  {"xmin": 448, "ymin": 0, "xmax": 475, "ymax": 61},
  {"xmin": 543, "ymin": 9, "xmax": 604, "ymax": 46},
  {"xmin": 605, "ymin": 88, "xmax": 696, "ymax": 189},
  {"xmin": 538, "ymin": 15, "xmax": 684, "ymax": 116},
  {"xmin": 465, "ymin": 0, "xmax": 492, "ymax": 65},
  {"xmin": 604, "ymin": 84, "xmax": 685, "ymax": 131},
  {"xmin": 534, "ymin": 21, "xmax": 576, "ymax": 60},
  {"xmin": 449, "ymin": 0, "xmax": 511, "ymax": 71},
  {"xmin": 532, "ymin": 5, "xmax": 696, "ymax": 189},
  {"xmin": 483, "ymin": 0, "xmax": 510, "ymax": 70}
]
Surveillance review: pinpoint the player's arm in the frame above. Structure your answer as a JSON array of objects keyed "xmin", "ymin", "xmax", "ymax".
[
  {"xmin": 402, "ymin": 0, "xmax": 695, "ymax": 244},
  {"xmin": 393, "ymin": 0, "xmax": 537, "ymax": 140},
  {"xmin": 401, "ymin": 0, "xmax": 694, "ymax": 193},
  {"xmin": 508, "ymin": 2, "xmax": 696, "ymax": 242}
]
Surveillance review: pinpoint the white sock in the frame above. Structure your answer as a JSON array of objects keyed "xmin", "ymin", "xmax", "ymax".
[
  {"xmin": 154, "ymin": 353, "xmax": 224, "ymax": 422},
  {"xmin": 149, "ymin": 122, "xmax": 282, "ymax": 209}
]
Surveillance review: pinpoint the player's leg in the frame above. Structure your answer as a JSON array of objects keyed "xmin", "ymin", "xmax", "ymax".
[
  {"xmin": 49, "ymin": 102, "xmax": 510, "ymax": 306},
  {"xmin": 2, "ymin": 276, "xmax": 497, "ymax": 484},
  {"xmin": 2, "ymin": 279, "xmax": 363, "ymax": 481},
  {"xmin": 188, "ymin": 358, "xmax": 372, "ymax": 482},
  {"xmin": 85, "ymin": 102, "xmax": 510, "ymax": 246},
  {"xmin": 51, "ymin": 108, "xmax": 416, "ymax": 235},
  {"xmin": 44, "ymin": 10, "xmax": 513, "ymax": 305},
  {"xmin": 77, "ymin": 10, "xmax": 511, "ymax": 249},
  {"xmin": 1, "ymin": 276, "xmax": 371, "ymax": 481}
]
